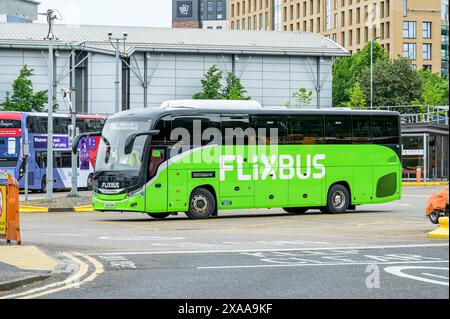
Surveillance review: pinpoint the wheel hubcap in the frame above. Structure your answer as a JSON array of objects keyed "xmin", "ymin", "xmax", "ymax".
[
  {"xmin": 192, "ymin": 195, "xmax": 209, "ymax": 214},
  {"xmin": 332, "ymin": 191, "xmax": 346, "ymax": 209}
]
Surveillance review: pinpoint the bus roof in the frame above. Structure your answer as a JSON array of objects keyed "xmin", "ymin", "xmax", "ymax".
[
  {"xmin": 0, "ymin": 112, "xmax": 106, "ymax": 120},
  {"xmin": 109, "ymin": 103, "xmax": 401, "ymax": 122}
]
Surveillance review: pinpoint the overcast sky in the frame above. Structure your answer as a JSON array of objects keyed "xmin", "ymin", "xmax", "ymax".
[{"xmin": 37, "ymin": 0, "xmax": 172, "ymax": 27}]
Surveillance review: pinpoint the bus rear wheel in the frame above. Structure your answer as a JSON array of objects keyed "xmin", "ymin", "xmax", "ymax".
[
  {"xmin": 40, "ymin": 176, "xmax": 47, "ymax": 193},
  {"xmin": 321, "ymin": 184, "xmax": 350, "ymax": 214},
  {"xmin": 186, "ymin": 188, "xmax": 216, "ymax": 220},
  {"xmin": 283, "ymin": 207, "xmax": 309, "ymax": 214},
  {"xmin": 147, "ymin": 213, "xmax": 171, "ymax": 219}
]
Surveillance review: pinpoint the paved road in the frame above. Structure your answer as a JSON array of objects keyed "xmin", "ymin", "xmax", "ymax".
[{"xmin": 3, "ymin": 186, "xmax": 448, "ymax": 299}]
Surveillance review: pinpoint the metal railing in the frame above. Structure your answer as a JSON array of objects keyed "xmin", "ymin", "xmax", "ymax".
[{"xmin": 372, "ymin": 105, "xmax": 449, "ymax": 125}]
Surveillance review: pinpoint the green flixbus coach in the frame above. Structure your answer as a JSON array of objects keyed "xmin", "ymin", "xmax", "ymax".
[{"xmin": 87, "ymin": 100, "xmax": 402, "ymax": 220}]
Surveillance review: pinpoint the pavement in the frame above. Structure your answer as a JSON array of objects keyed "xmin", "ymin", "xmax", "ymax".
[
  {"xmin": 0, "ymin": 186, "xmax": 448, "ymax": 299},
  {"xmin": 0, "ymin": 246, "xmax": 58, "ymax": 292}
]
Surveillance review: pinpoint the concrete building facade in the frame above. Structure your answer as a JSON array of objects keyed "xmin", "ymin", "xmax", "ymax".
[
  {"xmin": 172, "ymin": 0, "xmax": 229, "ymax": 30},
  {"xmin": 230, "ymin": 0, "xmax": 449, "ymax": 75},
  {"xmin": 0, "ymin": 0, "xmax": 39, "ymax": 23},
  {"xmin": 0, "ymin": 23, "xmax": 348, "ymax": 115}
]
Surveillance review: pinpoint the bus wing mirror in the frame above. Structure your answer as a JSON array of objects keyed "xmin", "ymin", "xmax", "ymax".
[
  {"xmin": 72, "ymin": 132, "xmax": 101, "ymax": 155},
  {"xmin": 124, "ymin": 130, "xmax": 160, "ymax": 155}
]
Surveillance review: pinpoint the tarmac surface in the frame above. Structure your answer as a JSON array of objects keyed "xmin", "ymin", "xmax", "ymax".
[{"xmin": 1, "ymin": 186, "xmax": 448, "ymax": 299}]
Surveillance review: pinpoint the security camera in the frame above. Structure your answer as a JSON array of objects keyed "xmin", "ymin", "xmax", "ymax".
[
  {"xmin": 123, "ymin": 33, "xmax": 128, "ymax": 39},
  {"xmin": 108, "ymin": 32, "xmax": 113, "ymax": 38}
]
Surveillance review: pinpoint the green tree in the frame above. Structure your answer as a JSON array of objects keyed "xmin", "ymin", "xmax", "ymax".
[
  {"xmin": 358, "ymin": 58, "xmax": 423, "ymax": 107},
  {"xmin": 193, "ymin": 65, "xmax": 224, "ymax": 100},
  {"xmin": 411, "ymin": 69, "xmax": 449, "ymax": 107},
  {"xmin": 340, "ymin": 82, "xmax": 367, "ymax": 109},
  {"xmin": 286, "ymin": 88, "xmax": 313, "ymax": 108},
  {"xmin": 222, "ymin": 72, "xmax": 251, "ymax": 100},
  {"xmin": 333, "ymin": 42, "xmax": 389, "ymax": 106},
  {"xmin": 1, "ymin": 65, "xmax": 50, "ymax": 112}
]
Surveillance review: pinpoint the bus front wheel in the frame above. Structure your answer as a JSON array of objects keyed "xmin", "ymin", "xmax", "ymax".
[
  {"xmin": 321, "ymin": 184, "xmax": 350, "ymax": 214},
  {"xmin": 186, "ymin": 188, "xmax": 216, "ymax": 220},
  {"xmin": 283, "ymin": 207, "xmax": 309, "ymax": 214}
]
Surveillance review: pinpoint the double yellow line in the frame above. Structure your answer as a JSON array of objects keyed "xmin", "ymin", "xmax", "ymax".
[{"xmin": 0, "ymin": 252, "xmax": 104, "ymax": 299}]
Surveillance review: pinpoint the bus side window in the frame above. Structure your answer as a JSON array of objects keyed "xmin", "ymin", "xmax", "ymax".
[
  {"xmin": 252, "ymin": 115, "xmax": 288, "ymax": 145},
  {"xmin": 288, "ymin": 115, "xmax": 324, "ymax": 145},
  {"xmin": 352, "ymin": 116, "xmax": 372, "ymax": 144},
  {"xmin": 372, "ymin": 116, "xmax": 400, "ymax": 145},
  {"xmin": 153, "ymin": 116, "xmax": 174, "ymax": 147},
  {"xmin": 325, "ymin": 115, "xmax": 352, "ymax": 145},
  {"xmin": 221, "ymin": 115, "xmax": 252, "ymax": 146}
]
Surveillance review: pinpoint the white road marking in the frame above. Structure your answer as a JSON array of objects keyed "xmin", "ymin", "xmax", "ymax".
[
  {"xmin": 97, "ymin": 236, "xmax": 186, "ymax": 241},
  {"xmin": 421, "ymin": 273, "xmax": 449, "ymax": 280},
  {"xmin": 384, "ymin": 266, "xmax": 449, "ymax": 286},
  {"xmin": 197, "ymin": 260, "xmax": 449, "ymax": 270},
  {"xmin": 93, "ymin": 243, "xmax": 449, "ymax": 256}
]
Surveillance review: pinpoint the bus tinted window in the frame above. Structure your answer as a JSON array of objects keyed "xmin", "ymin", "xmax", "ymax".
[
  {"xmin": 372, "ymin": 116, "xmax": 400, "ymax": 145},
  {"xmin": 85, "ymin": 119, "xmax": 105, "ymax": 132},
  {"xmin": 26, "ymin": 116, "xmax": 46, "ymax": 134},
  {"xmin": 54, "ymin": 118, "xmax": 71, "ymax": 134},
  {"xmin": 221, "ymin": 115, "xmax": 253, "ymax": 146},
  {"xmin": 171, "ymin": 116, "xmax": 221, "ymax": 147},
  {"xmin": 352, "ymin": 116, "xmax": 372, "ymax": 144},
  {"xmin": 153, "ymin": 116, "xmax": 173, "ymax": 146},
  {"xmin": 252, "ymin": 115, "xmax": 288, "ymax": 145},
  {"xmin": 325, "ymin": 115, "xmax": 352, "ymax": 144},
  {"xmin": 288, "ymin": 115, "xmax": 324, "ymax": 145}
]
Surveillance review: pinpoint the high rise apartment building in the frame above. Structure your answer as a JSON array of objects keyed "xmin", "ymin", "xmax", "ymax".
[{"xmin": 230, "ymin": 0, "xmax": 449, "ymax": 74}]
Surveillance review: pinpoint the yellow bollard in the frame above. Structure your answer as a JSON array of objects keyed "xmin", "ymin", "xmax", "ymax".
[{"xmin": 428, "ymin": 217, "xmax": 449, "ymax": 239}]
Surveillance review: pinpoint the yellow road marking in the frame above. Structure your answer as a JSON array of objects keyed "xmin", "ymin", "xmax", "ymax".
[{"xmin": 0, "ymin": 252, "xmax": 104, "ymax": 300}]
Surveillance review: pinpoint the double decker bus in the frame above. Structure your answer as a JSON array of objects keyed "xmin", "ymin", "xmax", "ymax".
[
  {"xmin": 90, "ymin": 100, "xmax": 402, "ymax": 219},
  {"xmin": 0, "ymin": 112, "xmax": 105, "ymax": 192}
]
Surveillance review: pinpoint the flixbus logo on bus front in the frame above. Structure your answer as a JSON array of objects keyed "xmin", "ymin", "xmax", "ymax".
[{"xmin": 220, "ymin": 154, "xmax": 326, "ymax": 181}]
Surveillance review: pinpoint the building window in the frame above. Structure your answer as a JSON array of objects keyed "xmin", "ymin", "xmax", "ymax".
[
  {"xmin": 403, "ymin": 21, "xmax": 416, "ymax": 38},
  {"xmin": 349, "ymin": 29, "xmax": 353, "ymax": 46},
  {"xmin": 403, "ymin": 0, "xmax": 407, "ymax": 17},
  {"xmin": 386, "ymin": 21, "xmax": 390, "ymax": 39},
  {"xmin": 356, "ymin": 28, "xmax": 360, "ymax": 44},
  {"xmin": 259, "ymin": 13, "xmax": 263, "ymax": 30},
  {"xmin": 423, "ymin": 43, "xmax": 432, "ymax": 60},
  {"xmin": 231, "ymin": 21, "xmax": 235, "ymax": 29},
  {"xmin": 423, "ymin": 65, "xmax": 432, "ymax": 71},
  {"xmin": 348, "ymin": 9, "xmax": 352, "ymax": 26},
  {"xmin": 423, "ymin": 22, "xmax": 432, "ymax": 39},
  {"xmin": 207, "ymin": 1, "xmax": 214, "ymax": 20},
  {"xmin": 403, "ymin": 43, "xmax": 417, "ymax": 60},
  {"xmin": 325, "ymin": 0, "xmax": 331, "ymax": 31},
  {"xmin": 332, "ymin": 33, "xmax": 337, "ymax": 42},
  {"xmin": 265, "ymin": 12, "xmax": 269, "ymax": 30},
  {"xmin": 356, "ymin": 7, "xmax": 360, "ymax": 23},
  {"xmin": 341, "ymin": 11, "xmax": 345, "ymax": 27},
  {"xmin": 386, "ymin": 0, "xmax": 390, "ymax": 17},
  {"xmin": 341, "ymin": 31, "xmax": 345, "ymax": 46},
  {"xmin": 334, "ymin": 13, "xmax": 338, "ymax": 29}
]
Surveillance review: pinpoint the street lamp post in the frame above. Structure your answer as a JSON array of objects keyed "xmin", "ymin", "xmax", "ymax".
[
  {"xmin": 370, "ymin": 36, "xmax": 381, "ymax": 110},
  {"xmin": 45, "ymin": 9, "xmax": 57, "ymax": 200},
  {"xmin": 108, "ymin": 32, "xmax": 128, "ymax": 114}
]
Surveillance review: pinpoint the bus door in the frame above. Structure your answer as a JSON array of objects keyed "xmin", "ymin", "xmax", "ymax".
[
  {"xmin": 253, "ymin": 115, "xmax": 289, "ymax": 209},
  {"xmin": 146, "ymin": 146, "xmax": 168, "ymax": 213},
  {"xmin": 220, "ymin": 115, "xmax": 255, "ymax": 209}
]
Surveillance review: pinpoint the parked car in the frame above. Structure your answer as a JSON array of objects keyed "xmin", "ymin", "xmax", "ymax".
[{"xmin": 426, "ymin": 188, "xmax": 449, "ymax": 224}]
